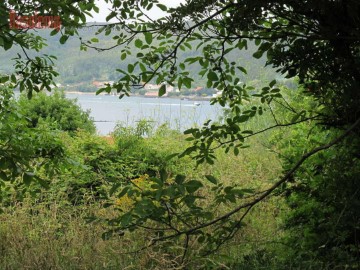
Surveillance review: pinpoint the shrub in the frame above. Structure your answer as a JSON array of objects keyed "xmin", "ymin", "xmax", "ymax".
[{"xmin": 17, "ymin": 90, "xmax": 96, "ymax": 134}]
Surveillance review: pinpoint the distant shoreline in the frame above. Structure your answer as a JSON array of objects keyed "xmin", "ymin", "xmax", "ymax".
[{"xmin": 64, "ymin": 91, "xmax": 213, "ymax": 101}]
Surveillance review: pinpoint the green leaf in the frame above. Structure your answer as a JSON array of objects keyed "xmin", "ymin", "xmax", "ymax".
[
  {"xmin": 59, "ymin": 35, "xmax": 69, "ymax": 44},
  {"xmin": 23, "ymin": 172, "xmax": 34, "ymax": 186},
  {"xmin": 157, "ymin": 4, "xmax": 168, "ymax": 11},
  {"xmin": 237, "ymin": 66, "xmax": 247, "ymax": 74},
  {"xmin": 0, "ymin": 171, "xmax": 8, "ymax": 181},
  {"xmin": 11, "ymin": 74, "xmax": 16, "ymax": 83},
  {"xmin": 160, "ymin": 169, "xmax": 168, "ymax": 183},
  {"xmin": 253, "ymin": 50, "xmax": 263, "ymax": 59},
  {"xmin": 238, "ymin": 115, "xmax": 249, "ymax": 123},
  {"xmin": 127, "ymin": 64, "xmax": 134, "ymax": 73},
  {"xmin": 3, "ymin": 38, "xmax": 13, "ymax": 51},
  {"xmin": 185, "ymin": 180, "xmax": 203, "ymax": 193},
  {"xmin": 139, "ymin": 63, "xmax": 146, "ymax": 72},
  {"xmin": 144, "ymin": 32, "xmax": 153, "ymax": 45},
  {"xmin": 91, "ymin": 38, "xmax": 99, "ymax": 43},
  {"xmin": 175, "ymin": 175, "xmax": 186, "ymax": 184},
  {"xmin": 50, "ymin": 29, "xmax": 59, "ymax": 36},
  {"xmin": 109, "ymin": 183, "xmax": 122, "ymax": 196},
  {"xmin": 269, "ymin": 79, "xmax": 276, "ymax": 88},
  {"xmin": 106, "ymin": 11, "xmax": 117, "ymax": 22},
  {"xmin": 93, "ymin": 5, "xmax": 99, "ymax": 13},
  {"xmin": 120, "ymin": 212, "xmax": 132, "ymax": 227},
  {"xmin": 0, "ymin": 76, "xmax": 9, "ymax": 83},
  {"xmin": 102, "ymin": 230, "xmax": 113, "ymax": 240},
  {"xmin": 178, "ymin": 77, "xmax": 183, "ymax": 90},
  {"xmin": 37, "ymin": 177, "xmax": 50, "ymax": 189},
  {"xmin": 165, "ymin": 153, "xmax": 179, "ymax": 161},
  {"xmin": 291, "ymin": 110, "xmax": 306, "ymax": 123},
  {"xmin": 207, "ymin": 71, "xmax": 219, "ymax": 81},
  {"xmin": 158, "ymin": 84, "xmax": 166, "ymax": 97},
  {"xmin": 183, "ymin": 77, "xmax": 192, "ymax": 88},
  {"xmin": 134, "ymin": 39, "xmax": 143, "ymax": 48},
  {"xmin": 117, "ymin": 186, "xmax": 129, "ymax": 198},
  {"xmin": 205, "ymin": 175, "xmax": 218, "ymax": 185}
]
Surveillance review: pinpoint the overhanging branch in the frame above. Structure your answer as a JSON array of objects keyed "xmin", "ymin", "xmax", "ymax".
[{"xmin": 150, "ymin": 117, "xmax": 360, "ymax": 243}]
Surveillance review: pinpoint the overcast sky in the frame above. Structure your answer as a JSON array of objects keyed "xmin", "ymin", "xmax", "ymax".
[{"xmin": 87, "ymin": 0, "xmax": 185, "ymax": 22}]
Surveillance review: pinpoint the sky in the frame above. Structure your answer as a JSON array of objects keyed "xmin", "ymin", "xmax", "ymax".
[{"xmin": 87, "ymin": 0, "xmax": 185, "ymax": 22}]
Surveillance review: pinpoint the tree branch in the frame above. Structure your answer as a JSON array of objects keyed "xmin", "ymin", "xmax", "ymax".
[
  {"xmin": 150, "ymin": 118, "xmax": 360, "ymax": 243},
  {"xmin": 212, "ymin": 116, "xmax": 320, "ymax": 151}
]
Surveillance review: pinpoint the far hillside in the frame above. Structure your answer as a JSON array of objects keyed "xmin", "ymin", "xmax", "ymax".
[{"xmin": 0, "ymin": 23, "xmax": 293, "ymax": 93}]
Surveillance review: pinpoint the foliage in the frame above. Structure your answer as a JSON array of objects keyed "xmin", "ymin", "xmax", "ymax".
[
  {"xmin": 83, "ymin": 0, "xmax": 360, "ymax": 266},
  {"xmin": 275, "ymin": 127, "xmax": 360, "ymax": 268},
  {"xmin": 0, "ymin": 200, "xmax": 140, "ymax": 270},
  {"xmin": 17, "ymin": 90, "xmax": 96, "ymax": 134},
  {"xmin": 0, "ymin": 0, "xmax": 99, "ymax": 95},
  {"xmin": 91, "ymin": 0, "xmax": 359, "ymax": 155},
  {"xmin": 112, "ymin": 120, "xmax": 191, "ymax": 177},
  {"xmin": 1, "ymin": 0, "xmax": 360, "ymax": 268},
  {"xmin": 0, "ymin": 87, "xmax": 68, "ymax": 203},
  {"xmin": 0, "ymin": 26, "xmax": 278, "ymax": 89},
  {"xmin": 48, "ymin": 122, "xmax": 191, "ymax": 206}
]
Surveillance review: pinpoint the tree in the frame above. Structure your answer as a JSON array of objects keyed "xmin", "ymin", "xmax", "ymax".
[
  {"xmin": 1, "ymin": 0, "xmax": 360, "ymax": 267},
  {"xmin": 0, "ymin": 0, "xmax": 99, "ymax": 95},
  {"xmin": 0, "ymin": 0, "xmax": 98, "ymax": 203},
  {"xmin": 0, "ymin": 87, "xmax": 68, "ymax": 200},
  {"xmin": 83, "ymin": 0, "xmax": 359, "ymax": 266}
]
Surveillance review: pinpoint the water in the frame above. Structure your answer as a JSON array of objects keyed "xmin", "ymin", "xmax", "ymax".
[{"xmin": 66, "ymin": 94, "xmax": 223, "ymax": 135}]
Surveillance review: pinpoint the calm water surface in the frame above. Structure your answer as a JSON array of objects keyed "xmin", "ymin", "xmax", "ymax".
[{"xmin": 66, "ymin": 94, "xmax": 223, "ymax": 135}]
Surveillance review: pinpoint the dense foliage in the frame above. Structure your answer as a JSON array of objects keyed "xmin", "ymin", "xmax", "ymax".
[
  {"xmin": 0, "ymin": 87, "xmax": 68, "ymax": 203},
  {"xmin": 18, "ymin": 90, "xmax": 96, "ymax": 134},
  {"xmin": 89, "ymin": 1, "xmax": 359, "ymax": 267},
  {"xmin": 0, "ymin": 0, "xmax": 360, "ymax": 269}
]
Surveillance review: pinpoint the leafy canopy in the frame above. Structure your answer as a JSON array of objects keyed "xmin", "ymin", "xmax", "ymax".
[
  {"xmin": 87, "ymin": 0, "xmax": 360, "ymax": 162},
  {"xmin": 1, "ymin": 0, "xmax": 360, "ymax": 266}
]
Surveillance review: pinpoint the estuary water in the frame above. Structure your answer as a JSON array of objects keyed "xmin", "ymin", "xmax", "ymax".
[{"xmin": 66, "ymin": 93, "xmax": 224, "ymax": 135}]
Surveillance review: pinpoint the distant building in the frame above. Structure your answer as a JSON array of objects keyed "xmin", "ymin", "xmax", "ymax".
[
  {"xmin": 144, "ymin": 91, "xmax": 160, "ymax": 97},
  {"xmin": 166, "ymin": 85, "xmax": 175, "ymax": 92},
  {"xmin": 92, "ymin": 81, "xmax": 114, "ymax": 88},
  {"xmin": 212, "ymin": 90, "xmax": 223, "ymax": 98},
  {"xmin": 144, "ymin": 83, "xmax": 161, "ymax": 90}
]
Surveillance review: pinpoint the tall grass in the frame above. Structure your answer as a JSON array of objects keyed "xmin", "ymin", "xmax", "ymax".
[{"xmin": 0, "ymin": 105, "xmax": 288, "ymax": 269}]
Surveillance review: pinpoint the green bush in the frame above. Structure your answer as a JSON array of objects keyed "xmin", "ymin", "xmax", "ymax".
[
  {"xmin": 272, "ymin": 121, "xmax": 360, "ymax": 269},
  {"xmin": 17, "ymin": 90, "xmax": 96, "ymax": 134},
  {"xmin": 0, "ymin": 87, "xmax": 69, "ymax": 204}
]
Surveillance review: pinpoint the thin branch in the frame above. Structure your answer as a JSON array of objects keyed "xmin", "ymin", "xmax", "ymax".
[
  {"xmin": 212, "ymin": 116, "xmax": 319, "ymax": 150},
  {"xmin": 150, "ymin": 118, "xmax": 360, "ymax": 243},
  {"xmin": 181, "ymin": 234, "xmax": 190, "ymax": 264},
  {"xmin": 268, "ymin": 103, "xmax": 279, "ymax": 125}
]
